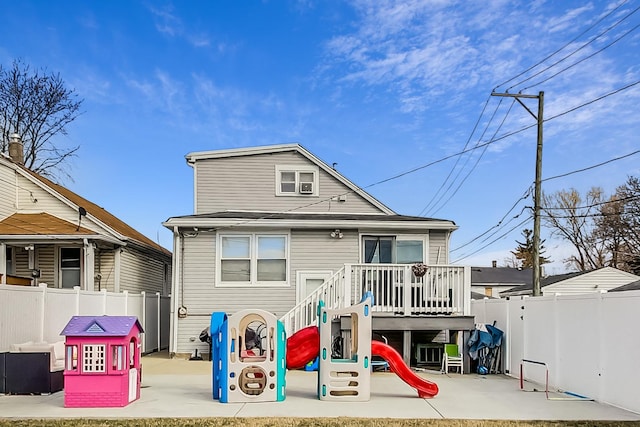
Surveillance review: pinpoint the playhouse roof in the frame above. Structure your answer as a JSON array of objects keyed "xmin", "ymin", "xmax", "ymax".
[{"xmin": 61, "ymin": 316, "xmax": 144, "ymax": 336}]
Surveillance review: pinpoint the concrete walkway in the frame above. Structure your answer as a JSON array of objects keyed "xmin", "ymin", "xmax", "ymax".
[{"xmin": 1, "ymin": 353, "xmax": 639, "ymax": 420}]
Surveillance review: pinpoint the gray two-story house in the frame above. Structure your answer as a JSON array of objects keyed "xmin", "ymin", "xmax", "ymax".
[{"xmin": 164, "ymin": 144, "xmax": 473, "ymax": 366}]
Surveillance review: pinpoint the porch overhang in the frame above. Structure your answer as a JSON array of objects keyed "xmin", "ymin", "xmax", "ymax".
[
  {"xmin": 163, "ymin": 211, "xmax": 458, "ymax": 232},
  {"xmin": 0, "ymin": 234, "xmax": 125, "ymax": 246}
]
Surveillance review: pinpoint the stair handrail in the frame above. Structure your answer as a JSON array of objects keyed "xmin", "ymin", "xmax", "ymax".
[{"xmin": 280, "ymin": 266, "xmax": 348, "ymax": 336}]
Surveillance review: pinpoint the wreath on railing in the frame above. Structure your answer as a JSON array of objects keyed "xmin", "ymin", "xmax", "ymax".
[{"xmin": 412, "ymin": 263, "xmax": 428, "ymax": 277}]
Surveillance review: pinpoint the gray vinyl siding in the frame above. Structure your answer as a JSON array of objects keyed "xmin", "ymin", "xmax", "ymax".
[
  {"xmin": 0, "ymin": 165, "xmax": 15, "ymax": 216},
  {"xmin": 15, "ymin": 175, "xmax": 107, "ymax": 233},
  {"xmin": 176, "ymin": 232, "xmax": 299, "ymax": 354},
  {"xmin": 428, "ymin": 230, "xmax": 449, "ymax": 264},
  {"xmin": 36, "ymin": 246, "xmax": 55, "ymax": 286},
  {"xmin": 194, "ymin": 151, "xmax": 384, "ymax": 214},
  {"xmin": 13, "ymin": 247, "xmax": 30, "ymax": 278},
  {"xmin": 119, "ymin": 248, "xmax": 167, "ymax": 295},
  {"xmin": 96, "ymin": 249, "xmax": 117, "ymax": 292},
  {"xmin": 290, "ymin": 228, "xmax": 359, "ymax": 276}
]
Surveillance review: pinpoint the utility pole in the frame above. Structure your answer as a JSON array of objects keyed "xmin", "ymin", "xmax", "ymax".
[{"xmin": 491, "ymin": 91, "xmax": 544, "ymax": 296}]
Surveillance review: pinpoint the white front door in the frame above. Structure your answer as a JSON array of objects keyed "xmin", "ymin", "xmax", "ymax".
[{"xmin": 296, "ymin": 271, "xmax": 333, "ymax": 303}]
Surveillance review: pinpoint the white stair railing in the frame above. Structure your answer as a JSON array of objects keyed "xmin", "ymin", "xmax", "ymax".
[{"xmin": 280, "ymin": 266, "xmax": 348, "ymax": 336}]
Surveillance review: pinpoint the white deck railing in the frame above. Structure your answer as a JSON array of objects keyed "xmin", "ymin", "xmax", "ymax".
[{"xmin": 281, "ymin": 264, "xmax": 471, "ymax": 336}]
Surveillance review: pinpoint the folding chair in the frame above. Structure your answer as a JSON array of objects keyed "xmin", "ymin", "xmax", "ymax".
[{"xmin": 441, "ymin": 343, "xmax": 463, "ymax": 374}]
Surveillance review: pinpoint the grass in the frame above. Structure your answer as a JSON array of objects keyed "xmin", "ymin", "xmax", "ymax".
[{"xmin": 1, "ymin": 419, "xmax": 640, "ymax": 427}]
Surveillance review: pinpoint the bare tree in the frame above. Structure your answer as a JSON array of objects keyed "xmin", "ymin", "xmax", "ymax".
[
  {"xmin": 0, "ymin": 59, "xmax": 83, "ymax": 179},
  {"xmin": 607, "ymin": 176, "xmax": 640, "ymax": 274},
  {"xmin": 541, "ymin": 187, "xmax": 608, "ymax": 271}
]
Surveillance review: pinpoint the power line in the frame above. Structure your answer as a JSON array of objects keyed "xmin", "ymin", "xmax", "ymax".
[
  {"xmin": 542, "ymin": 150, "xmax": 640, "ymax": 182},
  {"xmin": 430, "ymin": 99, "xmax": 517, "ymax": 216},
  {"xmin": 495, "ymin": 0, "xmax": 631, "ymax": 90},
  {"xmin": 523, "ymin": 22, "xmax": 640, "ymax": 92},
  {"xmin": 508, "ymin": 3, "xmax": 640, "ymax": 91},
  {"xmin": 451, "ymin": 216, "xmax": 531, "ymax": 264},
  {"xmin": 418, "ymin": 96, "xmax": 493, "ymax": 216}
]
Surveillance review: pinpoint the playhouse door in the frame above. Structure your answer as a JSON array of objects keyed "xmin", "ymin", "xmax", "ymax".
[{"xmin": 128, "ymin": 368, "xmax": 138, "ymax": 402}]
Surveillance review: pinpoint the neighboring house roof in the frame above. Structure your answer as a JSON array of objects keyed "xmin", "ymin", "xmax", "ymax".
[
  {"xmin": 471, "ymin": 266, "xmax": 532, "ymax": 286},
  {"xmin": 500, "ymin": 267, "xmax": 640, "ymax": 297},
  {"xmin": 471, "ymin": 291, "xmax": 496, "ymax": 300},
  {"xmin": 164, "ymin": 210, "xmax": 457, "ymax": 230},
  {"xmin": 609, "ymin": 280, "xmax": 640, "ymax": 292},
  {"xmin": 1, "ymin": 156, "xmax": 170, "ymax": 256},
  {"xmin": 0, "ymin": 212, "xmax": 94, "ymax": 235},
  {"xmin": 61, "ymin": 315, "xmax": 144, "ymax": 336},
  {"xmin": 184, "ymin": 143, "xmax": 396, "ymax": 216}
]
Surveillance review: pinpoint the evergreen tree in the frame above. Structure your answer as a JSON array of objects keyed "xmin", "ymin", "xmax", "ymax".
[{"xmin": 511, "ymin": 228, "xmax": 551, "ymax": 269}]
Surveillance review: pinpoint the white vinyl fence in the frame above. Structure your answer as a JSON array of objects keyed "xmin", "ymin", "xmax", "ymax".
[
  {"xmin": 471, "ymin": 290, "xmax": 640, "ymax": 414},
  {"xmin": 0, "ymin": 284, "xmax": 170, "ymax": 354}
]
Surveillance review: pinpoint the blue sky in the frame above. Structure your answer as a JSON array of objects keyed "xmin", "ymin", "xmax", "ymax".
[{"xmin": 2, "ymin": 1, "xmax": 639, "ymax": 274}]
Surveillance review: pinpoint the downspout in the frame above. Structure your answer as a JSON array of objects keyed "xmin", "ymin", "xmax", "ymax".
[{"xmin": 169, "ymin": 226, "xmax": 182, "ymax": 357}]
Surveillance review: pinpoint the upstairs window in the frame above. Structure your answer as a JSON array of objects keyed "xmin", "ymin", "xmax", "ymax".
[{"xmin": 275, "ymin": 165, "xmax": 319, "ymax": 196}]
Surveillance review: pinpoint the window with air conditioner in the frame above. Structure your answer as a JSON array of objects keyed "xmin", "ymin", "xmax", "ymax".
[{"xmin": 275, "ymin": 165, "xmax": 318, "ymax": 196}]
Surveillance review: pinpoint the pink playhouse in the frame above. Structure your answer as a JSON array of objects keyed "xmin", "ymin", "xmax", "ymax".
[{"xmin": 61, "ymin": 315, "xmax": 144, "ymax": 408}]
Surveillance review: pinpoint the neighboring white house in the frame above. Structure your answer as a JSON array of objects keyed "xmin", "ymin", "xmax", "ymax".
[
  {"xmin": 163, "ymin": 143, "xmax": 474, "ymax": 364},
  {"xmin": 0, "ymin": 135, "xmax": 172, "ymax": 295},
  {"xmin": 500, "ymin": 267, "xmax": 640, "ymax": 297}
]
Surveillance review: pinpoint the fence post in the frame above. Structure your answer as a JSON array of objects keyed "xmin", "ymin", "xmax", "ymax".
[
  {"xmin": 74, "ymin": 286, "xmax": 81, "ymax": 314},
  {"xmin": 141, "ymin": 291, "xmax": 147, "ymax": 354},
  {"xmin": 156, "ymin": 292, "xmax": 161, "ymax": 353},
  {"xmin": 123, "ymin": 290, "xmax": 129, "ymax": 314},
  {"xmin": 101, "ymin": 288, "xmax": 108, "ymax": 314},
  {"xmin": 39, "ymin": 283, "xmax": 47, "ymax": 342}
]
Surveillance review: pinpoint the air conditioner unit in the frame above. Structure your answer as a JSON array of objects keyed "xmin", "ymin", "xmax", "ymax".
[{"xmin": 299, "ymin": 182, "xmax": 314, "ymax": 194}]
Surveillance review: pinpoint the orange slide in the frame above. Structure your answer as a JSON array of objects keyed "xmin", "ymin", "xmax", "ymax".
[{"xmin": 285, "ymin": 326, "xmax": 439, "ymax": 398}]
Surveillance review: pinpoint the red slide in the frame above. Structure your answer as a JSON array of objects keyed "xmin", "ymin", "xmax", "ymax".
[
  {"xmin": 286, "ymin": 325, "xmax": 320, "ymax": 370},
  {"xmin": 372, "ymin": 340, "xmax": 439, "ymax": 398}
]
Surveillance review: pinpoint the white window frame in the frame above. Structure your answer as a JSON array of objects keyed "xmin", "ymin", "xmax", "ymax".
[
  {"xmin": 216, "ymin": 232, "xmax": 290, "ymax": 287},
  {"xmin": 59, "ymin": 246, "xmax": 83, "ymax": 289},
  {"xmin": 359, "ymin": 234, "xmax": 428, "ymax": 264},
  {"xmin": 275, "ymin": 165, "xmax": 319, "ymax": 196},
  {"xmin": 82, "ymin": 344, "xmax": 106, "ymax": 373},
  {"xmin": 296, "ymin": 270, "xmax": 333, "ymax": 303}
]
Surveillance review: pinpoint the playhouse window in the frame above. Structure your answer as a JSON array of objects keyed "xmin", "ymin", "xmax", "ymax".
[
  {"xmin": 112, "ymin": 345, "xmax": 125, "ymax": 371},
  {"xmin": 82, "ymin": 344, "xmax": 106, "ymax": 373},
  {"xmin": 65, "ymin": 345, "xmax": 78, "ymax": 371}
]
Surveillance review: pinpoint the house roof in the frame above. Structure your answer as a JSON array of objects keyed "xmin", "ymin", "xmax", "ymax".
[
  {"xmin": 61, "ymin": 315, "xmax": 144, "ymax": 336},
  {"xmin": 471, "ymin": 266, "xmax": 532, "ymax": 285},
  {"xmin": 500, "ymin": 270, "xmax": 585, "ymax": 296},
  {"xmin": 184, "ymin": 143, "xmax": 396, "ymax": 215},
  {"xmin": 163, "ymin": 210, "xmax": 457, "ymax": 231},
  {"xmin": 471, "ymin": 291, "xmax": 497, "ymax": 300},
  {"xmin": 0, "ymin": 212, "xmax": 94, "ymax": 235},
  {"xmin": 609, "ymin": 279, "xmax": 640, "ymax": 292},
  {"xmin": 1, "ymin": 156, "xmax": 170, "ymax": 256}
]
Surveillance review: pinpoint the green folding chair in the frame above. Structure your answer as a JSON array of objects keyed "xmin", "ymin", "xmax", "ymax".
[{"xmin": 442, "ymin": 343, "xmax": 463, "ymax": 374}]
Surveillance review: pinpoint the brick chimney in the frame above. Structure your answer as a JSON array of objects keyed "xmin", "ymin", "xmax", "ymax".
[{"xmin": 8, "ymin": 133, "xmax": 24, "ymax": 164}]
